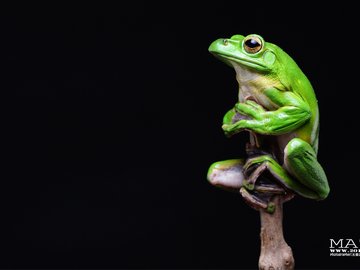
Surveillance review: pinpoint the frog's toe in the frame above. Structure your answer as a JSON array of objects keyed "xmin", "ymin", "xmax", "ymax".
[{"xmin": 243, "ymin": 154, "xmax": 274, "ymax": 171}]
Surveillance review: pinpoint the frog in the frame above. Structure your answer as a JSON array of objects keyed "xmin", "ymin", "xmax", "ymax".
[{"xmin": 207, "ymin": 34, "xmax": 330, "ymax": 203}]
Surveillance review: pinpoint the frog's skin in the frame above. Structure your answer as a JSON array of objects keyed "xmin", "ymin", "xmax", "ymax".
[{"xmin": 207, "ymin": 34, "xmax": 329, "ymax": 200}]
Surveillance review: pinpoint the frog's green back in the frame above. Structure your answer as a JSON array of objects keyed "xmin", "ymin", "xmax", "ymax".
[{"xmin": 274, "ymin": 46, "xmax": 319, "ymax": 153}]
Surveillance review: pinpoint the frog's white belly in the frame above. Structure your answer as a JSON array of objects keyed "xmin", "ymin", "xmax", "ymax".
[{"xmin": 232, "ymin": 62, "xmax": 278, "ymax": 110}]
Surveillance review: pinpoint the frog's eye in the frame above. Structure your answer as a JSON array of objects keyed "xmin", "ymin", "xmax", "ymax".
[{"xmin": 243, "ymin": 36, "xmax": 263, "ymax": 54}]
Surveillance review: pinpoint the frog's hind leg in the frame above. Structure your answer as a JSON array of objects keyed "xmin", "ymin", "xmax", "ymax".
[
  {"xmin": 284, "ymin": 138, "xmax": 330, "ymax": 200},
  {"xmin": 243, "ymin": 154, "xmax": 320, "ymax": 200}
]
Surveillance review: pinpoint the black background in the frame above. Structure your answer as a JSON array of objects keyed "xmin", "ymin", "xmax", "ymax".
[{"xmin": 2, "ymin": 3, "xmax": 359, "ymax": 269}]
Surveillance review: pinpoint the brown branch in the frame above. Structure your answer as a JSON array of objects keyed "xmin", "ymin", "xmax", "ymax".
[{"xmin": 258, "ymin": 196, "xmax": 294, "ymax": 270}]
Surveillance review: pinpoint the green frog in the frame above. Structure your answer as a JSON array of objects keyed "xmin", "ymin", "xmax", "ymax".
[{"xmin": 207, "ymin": 34, "xmax": 329, "ymax": 203}]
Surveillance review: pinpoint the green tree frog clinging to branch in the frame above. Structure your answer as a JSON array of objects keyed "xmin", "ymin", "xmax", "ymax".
[{"xmin": 207, "ymin": 34, "xmax": 330, "ymax": 202}]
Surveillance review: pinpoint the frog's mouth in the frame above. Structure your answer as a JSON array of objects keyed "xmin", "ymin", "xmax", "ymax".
[{"xmin": 212, "ymin": 52, "xmax": 268, "ymax": 72}]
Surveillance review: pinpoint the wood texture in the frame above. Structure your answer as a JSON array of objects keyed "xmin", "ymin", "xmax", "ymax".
[{"xmin": 258, "ymin": 196, "xmax": 294, "ymax": 270}]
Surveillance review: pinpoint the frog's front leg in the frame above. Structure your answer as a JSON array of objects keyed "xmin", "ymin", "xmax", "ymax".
[
  {"xmin": 222, "ymin": 100, "xmax": 266, "ymax": 136},
  {"xmin": 222, "ymin": 106, "xmax": 253, "ymax": 127},
  {"xmin": 222, "ymin": 90, "xmax": 312, "ymax": 137}
]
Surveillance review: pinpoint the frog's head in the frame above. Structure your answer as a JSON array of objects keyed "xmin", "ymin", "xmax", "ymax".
[{"xmin": 209, "ymin": 34, "xmax": 282, "ymax": 74}]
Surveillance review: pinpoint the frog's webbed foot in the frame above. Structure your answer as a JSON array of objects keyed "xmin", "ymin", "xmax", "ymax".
[
  {"xmin": 239, "ymin": 153, "xmax": 295, "ymax": 212},
  {"xmin": 243, "ymin": 161, "xmax": 268, "ymax": 190},
  {"xmin": 240, "ymin": 187, "xmax": 269, "ymax": 211},
  {"xmin": 239, "ymin": 178, "xmax": 293, "ymax": 213},
  {"xmin": 240, "ymin": 179, "xmax": 295, "ymax": 212}
]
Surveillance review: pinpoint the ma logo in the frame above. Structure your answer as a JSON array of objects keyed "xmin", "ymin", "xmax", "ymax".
[{"xmin": 330, "ymin": 239, "xmax": 359, "ymax": 248}]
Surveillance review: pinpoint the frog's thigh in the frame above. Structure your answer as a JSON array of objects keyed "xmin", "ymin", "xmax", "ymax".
[
  {"xmin": 284, "ymin": 138, "xmax": 330, "ymax": 200},
  {"xmin": 207, "ymin": 159, "xmax": 245, "ymax": 191}
]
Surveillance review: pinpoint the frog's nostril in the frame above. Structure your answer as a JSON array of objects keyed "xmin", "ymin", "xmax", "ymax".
[{"xmin": 223, "ymin": 39, "xmax": 228, "ymax": 45}]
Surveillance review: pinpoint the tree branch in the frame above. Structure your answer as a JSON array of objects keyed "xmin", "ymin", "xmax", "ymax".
[{"xmin": 258, "ymin": 196, "xmax": 294, "ymax": 270}]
